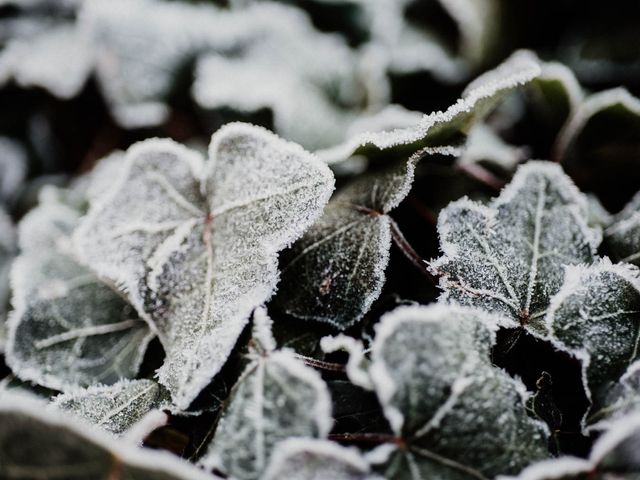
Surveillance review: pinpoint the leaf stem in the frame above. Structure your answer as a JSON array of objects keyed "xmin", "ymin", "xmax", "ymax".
[
  {"xmin": 389, "ymin": 218, "xmax": 437, "ymax": 284},
  {"xmin": 328, "ymin": 432, "xmax": 399, "ymax": 445},
  {"xmin": 294, "ymin": 354, "xmax": 346, "ymax": 373},
  {"xmin": 457, "ymin": 163, "xmax": 505, "ymax": 191}
]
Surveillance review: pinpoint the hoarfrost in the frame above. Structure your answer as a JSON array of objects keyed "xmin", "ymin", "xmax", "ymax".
[
  {"xmin": 74, "ymin": 123, "xmax": 334, "ymax": 409},
  {"xmin": 605, "ymin": 190, "xmax": 640, "ymax": 266},
  {"xmin": 7, "ymin": 194, "xmax": 153, "ymax": 391},
  {"xmin": 52, "ymin": 379, "xmax": 169, "ymax": 436},
  {"xmin": 0, "ymin": 208, "xmax": 16, "ymax": 351}
]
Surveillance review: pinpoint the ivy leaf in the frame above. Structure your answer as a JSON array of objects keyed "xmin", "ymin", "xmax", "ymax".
[
  {"xmin": 545, "ymin": 260, "xmax": 640, "ymax": 396},
  {"xmin": 605, "ymin": 190, "xmax": 640, "ymax": 266},
  {"xmin": 6, "ymin": 195, "xmax": 153, "ymax": 391},
  {"xmin": 502, "ymin": 412, "xmax": 640, "ymax": 480},
  {"xmin": 0, "ymin": 392, "xmax": 220, "ymax": 480},
  {"xmin": 317, "ymin": 51, "xmax": 540, "ymax": 164},
  {"xmin": 52, "ymin": 379, "xmax": 170, "ymax": 436},
  {"xmin": 200, "ymin": 310, "xmax": 332, "ymax": 480},
  {"xmin": 588, "ymin": 362, "xmax": 640, "ymax": 432},
  {"xmin": 556, "ymin": 88, "xmax": 640, "ymax": 211},
  {"xmin": 276, "ymin": 148, "xmax": 452, "ymax": 329},
  {"xmin": 263, "ymin": 438, "xmax": 382, "ymax": 480},
  {"xmin": 430, "ymin": 161, "xmax": 599, "ymax": 335},
  {"xmin": 365, "ymin": 305, "xmax": 549, "ymax": 479},
  {"xmin": 74, "ymin": 123, "xmax": 334, "ymax": 409},
  {"xmin": 0, "ymin": 207, "xmax": 16, "ymax": 351}
]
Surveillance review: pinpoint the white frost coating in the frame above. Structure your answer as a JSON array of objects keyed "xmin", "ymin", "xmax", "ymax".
[
  {"xmin": 430, "ymin": 161, "xmax": 600, "ymax": 336},
  {"xmin": 366, "ymin": 304, "xmax": 549, "ymax": 478},
  {"xmin": 0, "ymin": 25, "xmax": 93, "ymax": 99},
  {"xmin": 317, "ymin": 50, "xmax": 540, "ymax": 164},
  {"xmin": 7, "ymin": 197, "xmax": 153, "ymax": 391},
  {"xmin": 252, "ymin": 307, "xmax": 277, "ymax": 354},
  {"xmin": 605, "ymin": 190, "xmax": 640, "ymax": 266},
  {"xmin": 321, "ymin": 335, "xmax": 373, "ymax": 390},
  {"xmin": 75, "ymin": 123, "xmax": 334, "ymax": 409},
  {"xmin": 263, "ymin": 438, "xmax": 381, "ymax": 480},
  {"xmin": 0, "ymin": 137, "xmax": 27, "ymax": 204},
  {"xmin": 0, "ymin": 208, "xmax": 16, "ymax": 352},
  {"xmin": 497, "ymin": 457, "xmax": 591, "ymax": 480},
  {"xmin": 124, "ymin": 409, "xmax": 169, "ymax": 445},
  {"xmin": 51, "ymin": 379, "xmax": 169, "ymax": 436},
  {"xmin": 556, "ymin": 88, "xmax": 640, "ymax": 160},
  {"xmin": 200, "ymin": 341, "xmax": 333, "ymax": 480},
  {"xmin": 0, "ymin": 392, "xmax": 222, "ymax": 480},
  {"xmin": 545, "ymin": 259, "xmax": 640, "ymax": 414},
  {"xmin": 588, "ymin": 360, "xmax": 640, "ymax": 432}
]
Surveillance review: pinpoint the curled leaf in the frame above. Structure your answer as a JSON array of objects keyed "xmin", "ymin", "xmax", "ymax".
[{"xmin": 75, "ymin": 123, "xmax": 334, "ymax": 409}]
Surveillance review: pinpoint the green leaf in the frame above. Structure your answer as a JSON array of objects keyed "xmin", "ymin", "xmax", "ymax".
[
  {"xmin": 0, "ymin": 392, "xmax": 219, "ymax": 480},
  {"xmin": 546, "ymin": 260, "xmax": 640, "ymax": 395},
  {"xmin": 200, "ymin": 310, "xmax": 332, "ymax": 480},
  {"xmin": 52, "ymin": 379, "xmax": 169, "ymax": 436},
  {"xmin": 430, "ymin": 161, "xmax": 599, "ymax": 335},
  {"xmin": 605, "ymin": 190, "xmax": 640, "ymax": 265},
  {"xmin": 588, "ymin": 362, "xmax": 640, "ymax": 432},
  {"xmin": 75, "ymin": 123, "xmax": 334, "ymax": 409},
  {"xmin": 263, "ymin": 438, "xmax": 382, "ymax": 480},
  {"xmin": 367, "ymin": 305, "xmax": 549, "ymax": 479},
  {"xmin": 6, "ymin": 196, "xmax": 152, "ymax": 391}
]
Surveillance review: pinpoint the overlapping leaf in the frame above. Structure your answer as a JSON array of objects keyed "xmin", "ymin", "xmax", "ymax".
[
  {"xmin": 605, "ymin": 190, "xmax": 640, "ymax": 266},
  {"xmin": 588, "ymin": 362, "xmax": 640, "ymax": 432},
  {"xmin": 0, "ymin": 392, "xmax": 219, "ymax": 480},
  {"xmin": 6, "ymin": 194, "xmax": 153, "ymax": 391},
  {"xmin": 503, "ymin": 412, "xmax": 640, "ymax": 480},
  {"xmin": 52, "ymin": 379, "xmax": 169, "ymax": 436},
  {"xmin": 75, "ymin": 123, "xmax": 334, "ymax": 409},
  {"xmin": 430, "ymin": 161, "xmax": 599, "ymax": 335},
  {"xmin": 201, "ymin": 310, "xmax": 332, "ymax": 480},
  {"xmin": 358, "ymin": 304, "xmax": 549, "ymax": 479},
  {"xmin": 263, "ymin": 439, "xmax": 382, "ymax": 480},
  {"xmin": 0, "ymin": 208, "xmax": 16, "ymax": 351}
]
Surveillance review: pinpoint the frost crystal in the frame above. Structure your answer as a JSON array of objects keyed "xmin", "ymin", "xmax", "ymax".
[
  {"xmin": 366, "ymin": 304, "xmax": 549, "ymax": 479},
  {"xmin": 52, "ymin": 379, "xmax": 169, "ymax": 436},
  {"xmin": 74, "ymin": 123, "xmax": 334, "ymax": 409},
  {"xmin": 605, "ymin": 190, "xmax": 640, "ymax": 266},
  {"xmin": 317, "ymin": 50, "xmax": 540, "ymax": 164},
  {"xmin": 201, "ymin": 313, "xmax": 332, "ymax": 480},
  {"xmin": 588, "ymin": 362, "xmax": 640, "ymax": 432},
  {"xmin": 7, "ymin": 195, "xmax": 153, "ymax": 391},
  {"xmin": 0, "ymin": 392, "xmax": 221, "ymax": 480},
  {"xmin": 277, "ymin": 147, "xmax": 455, "ymax": 329},
  {"xmin": 503, "ymin": 412, "xmax": 640, "ymax": 480},
  {"xmin": 0, "ymin": 208, "xmax": 16, "ymax": 351},
  {"xmin": 546, "ymin": 260, "xmax": 640, "ymax": 395},
  {"xmin": 263, "ymin": 439, "xmax": 382, "ymax": 480},
  {"xmin": 430, "ymin": 161, "xmax": 599, "ymax": 334}
]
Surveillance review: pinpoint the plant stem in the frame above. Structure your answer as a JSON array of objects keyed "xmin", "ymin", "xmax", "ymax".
[
  {"xmin": 295, "ymin": 354, "xmax": 346, "ymax": 373},
  {"xmin": 328, "ymin": 432, "xmax": 398, "ymax": 445},
  {"xmin": 457, "ymin": 163, "xmax": 505, "ymax": 191},
  {"xmin": 389, "ymin": 218, "xmax": 437, "ymax": 284}
]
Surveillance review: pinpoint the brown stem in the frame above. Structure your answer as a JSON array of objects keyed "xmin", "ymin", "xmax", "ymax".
[
  {"xmin": 407, "ymin": 196, "xmax": 438, "ymax": 226},
  {"xmin": 295, "ymin": 354, "xmax": 346, "ymax": 373},
  {"xmin": 389, "ymin": 218, "xmax": 437, "ymax": 284},
  {"xmin": 457, "ymin": 163, "xmax": 505, "ymax": 191},
  {"xmin": 328, "ymin": 432, "xmax": 399, "ymax": 445}
]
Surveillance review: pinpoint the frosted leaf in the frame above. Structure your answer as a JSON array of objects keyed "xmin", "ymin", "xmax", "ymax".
[
  {"xmin": 555, "ymin": 88, "xmax": 640, "ymax": 210},
  {"xmin": 318, "ymin": 51, "xmax": 540, "ymax": 164},
  {"xmin": 0, "ymin": 137, "xmax": 27, "ymax": 205},
  {"xmin": 52, "ymin": 379, "xmax": 169, "ymax": 436},
  {"xmin": 200, "ymin": 324, "xmax": 332, "ymax": 480},
  {"xmin": 0, "ymin": 25, "xmax": 92, "ymax": 99},
  {"xmin": 72, "ymin": 150, "xmax": 127, "ymax": 204},
  {"xmin": 545, "ymin": 260, "xmax": 640, "ymax": 394},
  {"xmin": 588, "ymin": 362, "xmax": 640, "ymax": 432},
  {"xmin": 0, "ymin": 208, "xmax": 16, "ymax": 351},
  {"xmin": 263, "ymin": 439, "xmax": 382, "ymax": 480},
  {"xmin": 367, "ymin": 304, "xmax": 549, "ymax": 479},
  {"xmin": 458, "ymin": 123, "xmax": 525, "ymax": 172},
  {"xmin": 7, "ymin": 197, "xmax": 153, "ymax": 391},
  {"xmin": 502, "ymin": 413, "xmax": 640, "ymax": 480},
  {"xmin": 586, "ymin": 195, "xmax": 613, "ymax": 230},
  {"xmin": 0, "ymin": 392, "xmax": 221, "ymax": 480},
  {"xmin": 430, "ymin": 161, "xmax": 599, "ymax": 335},
  {"xmin": 605, "ymin": 190, "xmax": 640, "ymax": 266},
  {"xmin": 277, "ymin": 147, "xmax": 457, "ymax": 329},
  {"xmin": 74, "ymin": 123, "xmax": 334, "ymax": 409}
]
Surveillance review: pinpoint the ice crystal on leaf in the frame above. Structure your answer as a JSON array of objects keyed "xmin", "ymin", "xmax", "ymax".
[
  {"xmin": 351, "ymin": 304, "xmax": 549, "ymax": 479},
  {"xmin": 588, "ymin": 361, "xmax": 640, "ymax": 432},
  {"xmin": 430, "ymin": 161, "xmax": 599, "ymax": 335},
  {"xmin": 52, "ymin": 379, "xmax": 169, "ymax": 436},
  {"xmin": 6, "ymin": 193, "xmax": 153, "ymax": 391},
  {"xmin": 503, "ymin": 412, "xmax": 640, "ymax": 480},
  {"xmin": 262, "ymin": 438, "xmax": 382, "ymax": 480},
  {"xmin": 546, "ymin": 260, "xmax": 640, "ymax": 396},
  {"xmin": 0, "ymin": 392, "xmax": 219, "ymax": 480},
  {"xmin": 0, "ymin": 207, "xmax": 16, "ymax": 351},
  {"xmin": 74, "ymin": 123, "xmax": 334, "ymax": 409},
  {"xmin": 200, "ymin": 309, "xmax": 332, "ymax": 480}
]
